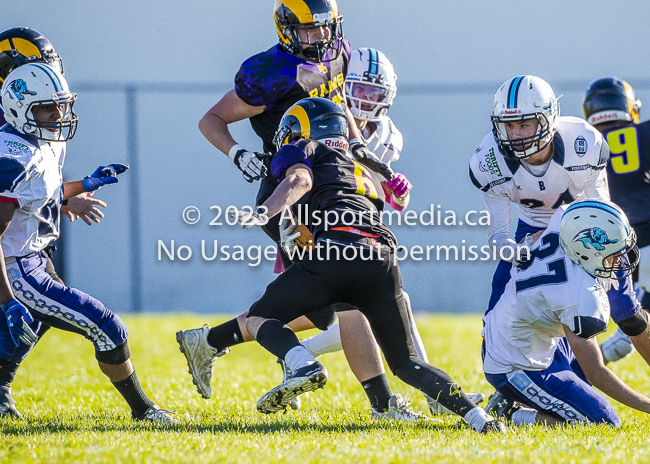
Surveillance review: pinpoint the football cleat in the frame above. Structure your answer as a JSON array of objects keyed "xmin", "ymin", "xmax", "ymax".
[
  {"xmin": 0, "ymin": 385, "xmax": 22, "ymax": 419},
  {"xmin": 176, "ymin": 324, "xmax": 229, "ymax": 399},
  {"xmin": 372, "ymin": 393, "xmax": 436, "ymax": 422},
  {"xmin": 479, "ymin": 418, "xmax": 507, "ymax": 434},
  {"xmin": 277, "ymin": 358, "xmax": 301, "ymax": 410},
  {"xmin": 427, "ymin": 392, "xmax": 486, "ymax": 415},
  {"xmin": 257, "ymin": 361, "xmax": 328, "ymax": 414},
  {"xmin": 484, "ymin": 390, "xmax": 521, "ymax": 420},
  {"xmin": 134, "ymin": 405, "xmax": 178, "ymax": 424}
]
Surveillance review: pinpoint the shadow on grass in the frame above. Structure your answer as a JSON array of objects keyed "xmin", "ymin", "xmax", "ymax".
[{"xmin": 0, "ymin": 414, "xmax": 465, "ymax": 436}]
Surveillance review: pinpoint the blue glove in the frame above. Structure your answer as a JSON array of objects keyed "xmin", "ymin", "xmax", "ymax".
[
  {"xmin": 2, "ymin": 299, "xmax": 38, "ymax": 347},
  {"xmin": 82, "ymin": 163, "xmax": 130, "ymax": 192}
]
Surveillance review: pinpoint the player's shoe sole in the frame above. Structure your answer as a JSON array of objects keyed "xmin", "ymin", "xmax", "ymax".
[{"xmin": 257, "ymin": 361, "xmax": 328, "ymax": 414}]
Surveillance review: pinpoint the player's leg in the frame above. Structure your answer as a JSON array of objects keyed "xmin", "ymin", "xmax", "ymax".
[
  {"xmin": 8, "ymin": 252, "xmax": 175, "ymax": 422},
  {"xmin": 349, "ymin": 249, "xmax": 502, "ymax": 432},
  {"xmin": 485, "ymin": 339, "xmax": 620, "ymax": 426}
]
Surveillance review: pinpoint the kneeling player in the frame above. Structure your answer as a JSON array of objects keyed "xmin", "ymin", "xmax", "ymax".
[
  {"xmin": 483, "ymin": 199, "xmax": 650, "ymax": 426},
  {"xmin": 0, "ymin": 64, "xmax": 174, "ymax": 423},
  {"xmin": 231, "ymin": 97, "xmax": 504, "ymax": 433}
]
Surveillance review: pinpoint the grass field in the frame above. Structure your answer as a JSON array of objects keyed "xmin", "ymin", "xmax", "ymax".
[{"xmin": 2, "ymin": 313, "xmax": 650, "ymax": 463}]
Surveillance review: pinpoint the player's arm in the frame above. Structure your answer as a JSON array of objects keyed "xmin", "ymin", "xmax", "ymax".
[
  {"xmin": 563, "ymin": 325, "xmax": 650, "ymax": 413},
  {"xmin": 583, "ymin": 138, "xmax": 611, "ymax": 200},
  {"xmin": 260, "ymin": 163, "xmax": 313, "ymax": 218},
  {"xmin": 63, "ymin": 164, "xmax": 129, "ymax": 199},
  {"xmin": 0, "ymin": 202, "xmax": 16, "ymax": 304},
  {"xmin": 484, "ymin": 190, "xmax": 517, "ymax": 260}
]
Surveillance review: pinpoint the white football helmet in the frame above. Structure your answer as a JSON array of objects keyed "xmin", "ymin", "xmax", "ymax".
[
  {"xmin": 491, "ymin": 75, "xmax": 559, "ymax": 160},
  {"xmin": 345, "ymin": 48, "xmax": 397, "ymax": 121},
  {"xmin": 1, "ymin": 62, "xmax": 77, "ymax": 141},
  {"xmin": 560, "ymin": 199, "xmax": 639, "ymax": 279}
]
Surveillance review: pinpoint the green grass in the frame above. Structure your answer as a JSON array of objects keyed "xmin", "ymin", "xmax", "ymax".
[{"xmin": 2, "ymin": 314, "xmax": 650, "ymax": 463}]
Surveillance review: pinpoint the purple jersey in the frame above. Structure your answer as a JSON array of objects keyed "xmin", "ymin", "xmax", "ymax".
[
  {"xmin": 603, "ymin": 120, "xmax": 650, "ymax": 225},
  {"xmin": 235, "ymin": 38, "xmax": 351, "ymax": 154}
]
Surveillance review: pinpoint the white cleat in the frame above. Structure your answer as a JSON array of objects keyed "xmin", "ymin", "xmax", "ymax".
[
  {"xmin": 372, "ymin": 393, "xmax": 437, "ymax": 422},
  {"xmin": 257, "ymin": 361, "xmax": 327, "ymax": 414},
  {"xmin": 427, "ymin": 392, "xmax": 486, "ymax": 415},
  {"xmin": 136, "ymin": 405, "xmax": 178, "ymax": 424},
  {"xmin": 176, "ymin": 324, "xmax": 229, "ymax": 399}
]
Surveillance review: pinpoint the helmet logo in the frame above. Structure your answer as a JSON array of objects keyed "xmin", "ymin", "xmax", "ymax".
[
  {"xmin": 362, "ymin": 71, "xmax": 384, "ymax": 84},
  {"xmin": 573, "ymin": 227, "xmax": 618, "ymax": 251},
  {"xmin": 8, "ymin": 79, "xmax": 37, "ymax": 100},
  {"xmin": 317, "ymin": 63, "xmax": 328, "ymax": 75}
]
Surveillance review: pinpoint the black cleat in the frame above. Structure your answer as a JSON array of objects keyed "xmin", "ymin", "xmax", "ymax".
[{"xmin": 257, "ymin": 361, "xmax": 328, "ymax": 414}]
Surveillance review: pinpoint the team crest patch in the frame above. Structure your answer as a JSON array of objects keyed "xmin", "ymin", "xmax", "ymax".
[
  {"xmin": 573, "ymin": 227, "xmax": 618, "ymax": 251},
  {"xmin": 574, "ymin": 136, "xmax": 587, "ymax": 157},
  {"xmin": 3, "ymin": 140, "xmax": 29, "ymax": 157},
  {"xmin": 8, "ymin": 79, "xmax": 37, "ymax": 101},
  {"xmin": 485, "ymin": 148, "xmax": 502, "ymax": 177}
]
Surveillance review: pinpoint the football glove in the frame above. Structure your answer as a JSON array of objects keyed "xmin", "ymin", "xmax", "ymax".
[
  {"xmin": 514, "ymin": 233, "xmax": 534, "ymax": 269},
  {"xmin": 280, "ymin": 217, "xmax": 302, "ymax": 255},
  {"xmin": 349, "ymin": 139, "xmax": 394, "ymax": 181},
  {"xmin": 228, "ymin": 207, "xmax": 269, "ymax": 229},
  {"xmin": 82, "ymin": 163, "xmax": 130, "ymax": 192},
  {"xmin": 233, "ymin": 149, "xmax": 268, "ymax": 183},
  {"xmin": 2, "ymin": 299, "xmax": 38, "ymax": 347},
  {"xmin": 382, "ymin": 172, "xmax": 412, "ymax": 199}
]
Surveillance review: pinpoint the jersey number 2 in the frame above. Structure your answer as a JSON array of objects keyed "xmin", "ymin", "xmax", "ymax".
[{"xmin": 515, "ymin": 233, "xmax": 568, "ymax": 293}]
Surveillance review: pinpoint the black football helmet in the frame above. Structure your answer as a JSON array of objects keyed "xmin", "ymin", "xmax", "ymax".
[
  {"xmin": 583, "ymin": 77, "xmax": 641, "ymax": 127},
  {"xmin": 273, "ymin": 0, "xmax": 344, "ymax": 62},
  {"xmin": 0, "ymin": 27, "xmax": 64, "ymax": 83},
  {"xmin": 273, "ymin": 97, "xmax": 348, "ymax": 151}
]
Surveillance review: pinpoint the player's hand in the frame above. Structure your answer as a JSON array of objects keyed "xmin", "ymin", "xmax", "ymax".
[
  {"xmin": 381, "ymin": 172, "xmax": 412, "ymax": 199},
  {"xmin": 64, "ymin": 193, "xmax": 107, "ymax": 226},
  {"xmin": 83, "ymin": 163, "xmax": 130, "ymax": 192},
  {"xmin": 233, "ymin": 149, "xmax": 268, "ymax": 183},
  {"xmin": 280, "ymin": 217, "xmax": 302, "ymax": 255},
  {"xmin": 514, "ymin": 233, "xmax": 534, "ymax": 270},
  {"xmin": 228, "ymin": 207, "xmax": 269, "ymax": 229},
  {"xmin": 349, "ymin": 139, "xmax": 394, "ymax": 181},
  {"xmin": 2, "ymin": 299, "xmax": 38, "ymax": 347}
]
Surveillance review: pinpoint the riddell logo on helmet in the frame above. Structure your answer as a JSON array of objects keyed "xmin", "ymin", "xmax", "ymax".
[
  {"xmin": 503, "ymin": 109, "xmax": 520, "ymax": 115},
  {"xmin": 589, "ymin": 111, "xmax": 626, "ymax": 125},
  {"xmin": 322, "ymin": 138, "xmax": 349, "ymax": 150}
]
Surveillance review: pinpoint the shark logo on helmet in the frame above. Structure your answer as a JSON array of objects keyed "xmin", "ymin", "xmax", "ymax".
[
  {"xmin": 8, "ymin": 79, "xmax": 37, "ymax": 101},
  {"xmin": 573, "ymin": 227, "xmax": 618, "ymax": 251}
]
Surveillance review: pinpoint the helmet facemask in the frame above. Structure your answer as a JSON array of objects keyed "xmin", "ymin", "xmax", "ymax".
[
  {"xmin": 600, "ymin": 232, "xmax": 639, "ymax": 278},
  {"xmin": 491, "ymin": 112, "xmax": 554, "ymax": 160},
  {"xmin": 346, "ymin": 81, "xmax": 394, "ymax": 121},
  {"xmin": 282, "ymin": 17, "xmax": 344, "ymax": 62},
  {"xmin": 24, "ymin": 95, "xmax": 78, "ymax": 142}
]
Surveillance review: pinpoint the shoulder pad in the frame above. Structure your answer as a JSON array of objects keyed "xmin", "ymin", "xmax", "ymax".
[
  {"xmin": 469, "ymin": 133, "xmax": 511, "ymax": 191},
  {"xmin": 234, "ymin": 46, "xmax": 297, "ymax": 107}
]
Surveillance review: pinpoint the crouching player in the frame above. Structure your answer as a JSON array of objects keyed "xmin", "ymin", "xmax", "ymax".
[
  {"xmin": 231, "ymin": 97, "xmax": 505, "ymax": 433},
  {"xmin": 483, "ymin": 199, "xmax": 650, "ymax": 426},
  {"xmin": 0, "ymin": 63, "xmax": 175, "ymax": 422}
]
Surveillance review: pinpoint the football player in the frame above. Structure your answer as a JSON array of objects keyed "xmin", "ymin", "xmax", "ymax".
[
  {"xmin": 230, "ymin": 97, "xmax": 504, "ymax": 433},
  {"xmin": 0, "ymin": 27, "xmax": 110, "ymax": 418},
  {"xmin": 483, "ymin": 199, "xmax": 650, "ymax": 426},
  {"xmin": 583, "ymin": 78, "xmax": 650, "ymax": 364},
  {"xmin": 296, "ymin": 47, "xmax": 483, "ymax": 415},
  {"xmin": 178, "ymin": 0, "xmax": 424, "ymax": 420},
  {"xmin": 0, "ymin": 64, "xmax": 174, "ymax": 422}
]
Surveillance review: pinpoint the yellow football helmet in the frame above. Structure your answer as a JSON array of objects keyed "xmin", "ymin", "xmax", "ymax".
[
  {"xmin": 273, "ymin": 0, "xmax": 344, "ymax": 62},
  {"xmin": 583, "ymin": 77, "xmax": 641, "ymax": 127},
  {"xmin": 0, "ymin": 27, "xmax": 64, "ymax": 84}
]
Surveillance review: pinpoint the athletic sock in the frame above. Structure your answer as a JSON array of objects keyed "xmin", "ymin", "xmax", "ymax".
[
  {"xmin": 285, "ymin": 346, "xmax": 316, "ymax": 372},
  {"xmin": 301, "ymin": 323, "xmax": 342, "ymax": 358},
  {"xmin": 207, "ymin": 318, "xmax": 244, "ymax": 352},
  {"xmin": 0, "ymin": 359, "xmax": 19, "ymax": 386},
  {"xmin": 464, "ymin": 406, "xmax": 493, "ymax": 432},
  {"xmin": 111, "ymin": 370, "xmax": 155, "ymax": 419},
  {"xmin": 255, "ymin": 319, "xmax": 302, "ymax": 359},
  {"xmin": 361, "ymin": 374, "xmax": 392, "ymax": 411},
  {"xmin": 511, "ymin": 408, "xmax": 538, "ymax": 426}
]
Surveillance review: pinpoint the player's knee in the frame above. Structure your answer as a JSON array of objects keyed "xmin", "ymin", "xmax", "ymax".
[
  {"xmin": 95, "ymin": 340, "xmax": 130, "ymax": 365},
  {"xmin": 601, "ymin": 328, "xmax": 635, "ymax": 363},
  {"xmin": 617, "ymin": 308, "xmax": 649, "ymax": 337},
  {"xmin": 305, "ymin": 305, "xmax": 338, "ymax": 331}
]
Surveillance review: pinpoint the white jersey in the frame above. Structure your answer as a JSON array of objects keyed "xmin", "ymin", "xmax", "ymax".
[
  {"xmin": 360, "ymin": 115, "xmax": 403, "ymax": 166},
  {"xmin": 482, "ymin": 207, "xmax": 610, "ymax": 374},
  {"xmin": 469, "ymin": 117, "xmax": 610, "ymax": 257},
  {"xmin": 0, "ymin": 126, "xmax": 65, "ymax": 258}
]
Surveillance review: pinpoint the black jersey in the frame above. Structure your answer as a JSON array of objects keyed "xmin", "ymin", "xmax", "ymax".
[
  {"xmin": 271, "ymin": 139, "xmax": 396, "ymax": 246},
  {"xmin": 234, "ymin": 39, "xmax": 351, "ymax": 155},
  {"xmin": 603, "ymin": 120, "xmax": 650, "ymax": 225}
]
